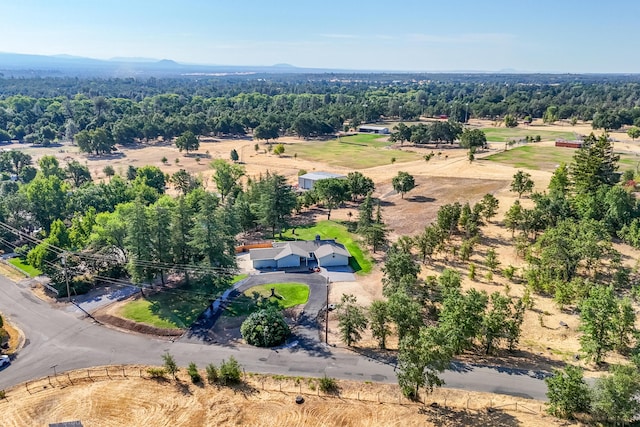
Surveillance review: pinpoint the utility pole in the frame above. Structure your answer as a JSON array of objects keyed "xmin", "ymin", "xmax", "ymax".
[
  {"xmin": 62, "ymin": 253, "xmax": 71, "ymax": 302},
  {"xmin": 325, "ymin": 277, "xmax": 330, "ymax": 344}
]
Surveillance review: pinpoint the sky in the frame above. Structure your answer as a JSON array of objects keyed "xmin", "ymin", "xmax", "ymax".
[{"xmin": 2, "ymin": 0, "xmax": 639, "ymax": 73}]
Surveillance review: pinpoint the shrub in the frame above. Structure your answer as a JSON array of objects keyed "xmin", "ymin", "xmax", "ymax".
[
  {"xmin": 318, "ymin": 375, "xmax": 338, "ymax": 393},
  {"xmin": 147, "ymin": 367, "xmax": 167, "ymax": 379},
  {"xmin": 206, "ymin": 363, "xmax": 218, "ymax": 384},
  {"xmin": 161, "ymin": 156, "xmax": 168, "ymax": 164},
  {"xmin": 187, "ymin": 362, "xmax": 201, "ymax": 384},
  {"xmin": 162, "ymin": 352, "xmax": 179, "ymax": 379},
  {"xmin": 240, "ymin": 308, "xmax": 290, "ymax": 347},
  {"xmin": 0, "ymin": 313, "xmax": 3, "ymax": 328},
  {"xmin": 502, "ymin": 265, "xmax": 517, "ymax": 281},
  {"xmin": 0, "ymin": 390, "xmax": 6, "ymax": 399},
  {"xmin": 219, "ymin": 357, "xmax": 242, "ymax": 385}
]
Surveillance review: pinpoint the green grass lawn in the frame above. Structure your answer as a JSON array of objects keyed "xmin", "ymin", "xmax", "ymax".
[
  {"xmin": 119, "ymin": 273, "xmax": 247, "ymax": 329},
  {"xmin": 225, "ymin": 283, "xmax": 310, "ymax": 317},
  {"xmin": 280, "ymin": 220, "xmax": 372, "ymax": 275},
  {"xmin": 290, "ymin": 134, "xmax": 420, "ymax": 169},
  {"xmin": 482, "ymin": 127, "xmax": 577, "ymax": 143},
  {"xmin": 8, "ymin": 257, "xmax": 42, "ymax": 277},
  {"xmin": 485, "ymin": 145, "xmax": 640, "ymax": 172}
]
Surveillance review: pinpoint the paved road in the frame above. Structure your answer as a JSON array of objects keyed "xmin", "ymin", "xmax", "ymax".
[{"xmin": 0, "ymin": 275, "xmax": 549, "ymax": 400}]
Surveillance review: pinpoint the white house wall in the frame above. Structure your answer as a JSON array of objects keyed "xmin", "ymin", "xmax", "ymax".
[
  {"xmin": 253, "ymin": 259, "xmax": 277, "ymax": 269},
  {"xmin": 276, "ymin": 254, "xmax": 301, "ymax": 268},
  {"xmin": 317, "ymin": 254, "xmax": 349, "ymax": 267}
]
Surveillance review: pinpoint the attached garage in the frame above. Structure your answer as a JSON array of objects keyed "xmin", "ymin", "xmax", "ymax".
[{"xmin": 315, "ymin": 244, "xmax": 350, "ymax": 268}]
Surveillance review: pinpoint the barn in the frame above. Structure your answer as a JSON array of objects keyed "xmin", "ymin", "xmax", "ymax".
[
  {"xmin": 298, "ymin": 171, "xmax": 345, "ymax": 190},
  {"xmin": 358, "ymin": 125, "xmax": 390, "ymax": 134}
]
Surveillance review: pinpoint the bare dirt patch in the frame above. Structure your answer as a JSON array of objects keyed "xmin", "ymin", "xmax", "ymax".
[{"xmin": 0, "ymin": 368, "xmax": 576, "ymax": 427}]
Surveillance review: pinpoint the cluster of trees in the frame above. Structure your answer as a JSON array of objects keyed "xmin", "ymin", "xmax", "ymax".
[
  {"xmin": 499, "ymin": 133, "xmax": 640, "ymax": 366},
  {"xmin": 297, "ymin": 172, "xmax": 375, "ymax": 221},
  {"xmin": 389, "ymin": 121, "xmax": 462, "ymax": 146},
  {"xmin": 0, "ymin": 150, "xmax": 303, "ymax": 296},
  {"xmin": 333, "ymin": 192, "xmax": 536, "ymax": 399},
  {"xmin": 4, "ymin": 75, "xmax": 640, "ymax": 152},
  {"xmin": 546, "ymin": 363, "xmax": 640, "ymax": 425}
]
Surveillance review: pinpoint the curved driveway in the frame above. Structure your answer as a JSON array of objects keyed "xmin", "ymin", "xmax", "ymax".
[{"xmin": 0, "ymin": 275, "xmax": 549, "ymax": 400}]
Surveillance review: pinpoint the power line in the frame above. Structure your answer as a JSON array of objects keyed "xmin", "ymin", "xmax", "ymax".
[{"xmin": 0, "ymin": 219, "xmax": 238, "ymax": 275}]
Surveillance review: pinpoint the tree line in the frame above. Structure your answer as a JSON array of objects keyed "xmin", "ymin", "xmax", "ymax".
[{"xmin": 3, "ymin": 75, "xmax": 640, "ymax": 147}]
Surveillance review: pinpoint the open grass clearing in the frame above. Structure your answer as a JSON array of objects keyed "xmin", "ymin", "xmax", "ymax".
[
  {"xmin": 224, "ymin": 283, "xmax": 309, "ymax": 317},
  {"xmin": 485, "ymin": 144, "xmax": 640, "ymax": 171},
  {"xmin": 281, "ymin": 220, "xmax": 372, "ymax": 274},
  {"xmin": 481, "ymin": 127, "xmax": 577, "ymax": 143},
  {"xmin": 291, "ymin": 134, "xmax": 420, "ymax": 169},
  {"xmin": 119, "ymin": 274, "xmax": 246, "ymax": 328},
  {"xmin": 7, "ymin": 257, "xmax": 42, "ymax": 277}
]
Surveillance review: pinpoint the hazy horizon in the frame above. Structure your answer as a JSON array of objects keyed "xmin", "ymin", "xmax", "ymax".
[{"xmin": 2, "ymin": 0, "xmax": 640, "ymax": 74}]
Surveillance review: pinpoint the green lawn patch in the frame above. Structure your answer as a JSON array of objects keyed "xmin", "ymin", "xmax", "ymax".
[
  {"xmin": 120, "ymin": 299, "xmax": 182, "ymax": 329},
  {"xmin": 8, "ymin": 257, "xmax": 42, "ymax": 277},
  {"xmin": 120, "ymin": 277, "xmax": 233, "ymax": 329},
  {"xmin": 281, "ymin": 220, "xmax": 372, "ymax": 275},
  {"xmin": 225, "ymin": 283, "xmax": 309, "ymax": 317},
  {"xmin": 482, "ymin": 127, "xmax": 577, "ymax": 143},
  {"xmin": 231, "ymin": 273, "xmax": 248, "ymax": 284},
  {"xmin": 485, "ymin": 145, "xmax": 640, "ymax": 172},
  {"xmin": 290, "ymin": 134, "xmax": 420, "ymax": 169}
]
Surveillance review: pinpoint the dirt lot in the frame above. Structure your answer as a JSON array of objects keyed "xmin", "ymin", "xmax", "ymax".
[{"xmin": 1, "ymin": 367, "xmax": 582, "ymax": 427}]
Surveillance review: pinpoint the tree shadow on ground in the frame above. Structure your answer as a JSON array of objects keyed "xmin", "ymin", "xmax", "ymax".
[
  {"xmin": 409, "ymin": 195, "xmax": 435, "ymax": 203},
  {"xmin": 419, "ymin": 405, "xmax": 521, "ymax": 427},
  {"xmin": 230, "ymin": 381, "xmax": 259, "ymax": 397}
]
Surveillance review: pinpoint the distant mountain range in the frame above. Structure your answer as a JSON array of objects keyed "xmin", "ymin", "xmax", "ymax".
[{"xmin": 0, "ymin": 52, "xmax": 343, "ymax": 77}]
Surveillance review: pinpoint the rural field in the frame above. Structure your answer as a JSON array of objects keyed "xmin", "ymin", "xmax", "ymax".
[
  {"xmin": 0, "ymin": 368, "xmax": 574, "ymax": 427},
  {"xmin": 3, "ymin": 117, "xmax": 640, "ymax": 426}
]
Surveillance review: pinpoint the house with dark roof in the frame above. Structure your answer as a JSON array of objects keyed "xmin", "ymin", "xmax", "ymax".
[{"xmin": 249, "ymin": 236, "xmax": 350, "ymax": 269}]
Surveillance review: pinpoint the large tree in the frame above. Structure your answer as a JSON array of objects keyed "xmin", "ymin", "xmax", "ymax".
[
  {"xmin": 579, "ymin": 285, "xmax": 618, "ymax": 364},
  {"xmin": 211, "ymin": 159, "xmax": 244, "ymax": 203},
  {"xmin": 571, "ymin": 133, "xmax": 619, "ymax": 194},
  {"xmin": 510, "ymin": 170, "xmax": 534, "ymax": 199},
  {"xmin": 392, "ymin": 171, "xmax": 416, "ymax": 199},
  {"xmin": 397, "ymin": 326, "xmax": 452, "ymax": 399},
  {"xmin": 175, "ymin": 130, "xmax": 199, "ymax": 153},
  {"xmin": 591, "ymin": 364, "xmax": 640, "ymax": 425},
  {"xmin": 336, "ymin": 294, "xmax": 368, "ymax": 346},
  {"xmin": 368, "ymin": 300, "xmax": 391, "ymax": 349},
  {"xmin": 312, "ymin": 178, "xmax": 349, "ymax": 220},
  {"xmin": 545, "ymin": 365, "xmax": 591, "ymax": 419},
  {"xmin": 256, "ymin": 173, "xmax": 297, "ymax": 237},
  {"xmin": 346, "ymin": 172, "xmax": 374, "ymax": 201}
]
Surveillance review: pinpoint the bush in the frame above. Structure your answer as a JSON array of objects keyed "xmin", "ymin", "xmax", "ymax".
[
  {"xmin": 206, "ymin": 363, "xmax": 218, "ymax": 384},
  {"xmin": 187, "ymin": 362, "xmax": 201, "ymax": 384},
  {"xmin": 147, "ymin": 367, "xmax": 167, "ymax": 379},
  {"xmin": 240, "ymin": 308, "xmax": 290, "ymax": 347},
  {"xmin": 0, "ymin": 329, "xmax": 9, "ymax": 346},
  {"xmin": 219, "ymin": 357, "xmax": 242, "ymax": 385},
  {"xmin": 0, "ymin": 313, "xmax": 3, "ymax": 328},
  {"xmin": 0, "ymin": 390, "xmax": 6, "ymax": 399},
  {"xmin": 318, "ymin": 375, "xmax": 338, "ymax": 393},
  {"xmin": 502, "ymin": 265, "xmax": 517, "ymax": 281}
]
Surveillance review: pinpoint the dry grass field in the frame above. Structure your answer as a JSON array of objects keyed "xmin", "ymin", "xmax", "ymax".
[{"xmin": 1, "ymin": 368, "xmax": 581, "ymax": 427}]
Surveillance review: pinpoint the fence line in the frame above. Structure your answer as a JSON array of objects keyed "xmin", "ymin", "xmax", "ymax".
[{"xmin": 8, "ymin": 368, "xmax": 545, "ymax": 417}]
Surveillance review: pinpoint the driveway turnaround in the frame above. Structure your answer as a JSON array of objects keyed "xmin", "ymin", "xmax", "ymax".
[{"xmin": 0, "ymin": 275, "xmax": 549, "ymax": 400}]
